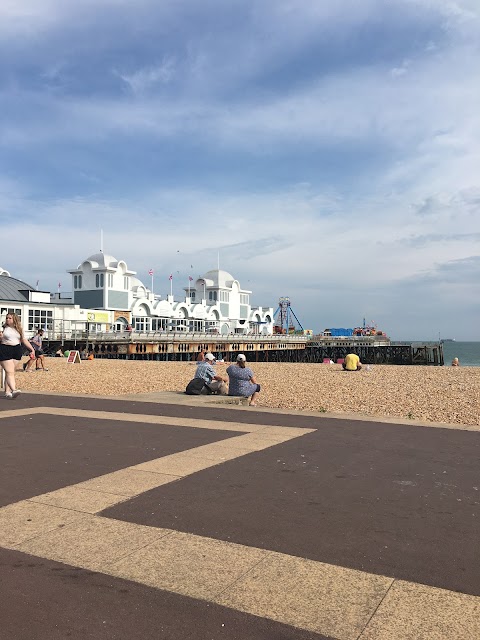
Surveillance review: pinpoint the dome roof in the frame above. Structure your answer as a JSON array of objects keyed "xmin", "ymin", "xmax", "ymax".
[
  {"xmin": 0, "ymin": 274, "xmax": 36, "ymax": 302},
  {"xmin": 83, "ymin": 252, "xmax": 118, "ymax": 268},
  {"xmin": 202, "ymin": 269, "xmax": 236, "ymax": 288},
  {"xmin": 130, "ymin": 276, "xmax": 147, "ymax": 292}
]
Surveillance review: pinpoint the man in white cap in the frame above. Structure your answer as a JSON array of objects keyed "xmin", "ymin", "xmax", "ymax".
[{"xmin": 194, "ymin": 352, "xmax": 228, "ymax": 394}]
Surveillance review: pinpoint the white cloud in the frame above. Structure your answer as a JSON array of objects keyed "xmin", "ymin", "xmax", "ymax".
[
  {"xmin": 117, "ymin": 59, "xmax": 176, "ymax": 94},
  {"xmin": 1, "ymin": 0, "xmax": 479, "ymax": 339}
]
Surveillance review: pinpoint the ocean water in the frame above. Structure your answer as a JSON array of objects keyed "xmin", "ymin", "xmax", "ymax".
[{"xmin": 441, "ymin": 342, "xmax": 480, "ymax": 367}]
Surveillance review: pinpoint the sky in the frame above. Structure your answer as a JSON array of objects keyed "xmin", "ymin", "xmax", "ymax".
[{"xmin": 1, "ymin": 0, "xmax": 479, "ymax": 340}]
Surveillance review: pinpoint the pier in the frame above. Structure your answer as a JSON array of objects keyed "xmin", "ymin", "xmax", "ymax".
[{"xmin": 49, "ymin": 332, "xmax": 444, "ymax": 365}]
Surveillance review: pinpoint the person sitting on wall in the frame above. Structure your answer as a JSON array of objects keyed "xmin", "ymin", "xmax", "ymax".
[
  {"xmin": 194, "ymin": 352, "xmax": 227, "ymax": 394},
  {"xmin": 227, "ymin": 354, "xmax": 261, "ymax": 406},
  {"xmin": 343, "ymin": 352, "xmax": 362, "ymax": 371}
]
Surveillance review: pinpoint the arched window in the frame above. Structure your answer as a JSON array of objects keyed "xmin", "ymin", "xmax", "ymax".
[
  {"xmin": 95, "ymin": 274, "xmax": 99, "ymax": 287},
  {"xmin": 100, "ymin": 273, "xmax": 104, "ymax": 287},
  {"xmin": 78, "ymin": 275, "xmax": 82, "ymax": 289}
]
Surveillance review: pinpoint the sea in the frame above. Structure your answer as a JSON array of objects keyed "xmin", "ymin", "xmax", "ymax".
[{"xmin": 440, "ymin": 341, "xmax": 480, "ymax": 367}]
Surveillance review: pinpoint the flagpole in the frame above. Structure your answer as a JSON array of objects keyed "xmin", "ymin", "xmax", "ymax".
[
  {"xmin": 188, "ymin": 278, "xmax": 191, "ymax": 299},
  {"xmin": 151, "ymin": 274, "xmax": 154, "ymax": 295},
  {"xmin": 170, "ymin": 275, "xmax": 173, "ymax": 297}
]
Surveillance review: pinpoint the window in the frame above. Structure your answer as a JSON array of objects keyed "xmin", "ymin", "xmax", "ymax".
[
  {"xmin": 124, "ymin": 277, "xmax": 129, "ymax": 290},
  {"xmin": 219, "ymin": 291, "xmax": 229, "ymax": 302},
  {"xmin": 78, "ymin": 275, "xmax": 82, "ymax": 289},
  {"xmin": 134, "ymin": 316, "xmax": 150, "ymax": 331},
  {"xmin": 240, "ymin": 294, "xmax": 249, "ymax": 304},
  {"xmin": 28, "ymin": 309, "xmax": 53, "ymax": 331},
  {"xmin": 151, "ymin": 318, "xmax": 168, "ymax": 331},
  {"xmin": 190, "ymin": 291, "xmax": 195, "ymax": 300},
  {"xmin": 108, "ymin": 273, "xmax": 113, "ymax": 287},
  {"xmin": 96, "ymin": 274, "xmax": 99, "ymax": 287},
  {"xmin": 74, "ymin": 276, "xmax": 77, "ymax": 288},
  {"xmin": 96, "ymin": 273, "xmax": 104, "ymax": 288},
  {"xmin": 208, "ymin": 291, "xmax": 218, "ymax": 302},
  {"xmin": 1, "ymin": 308, "xmax": 22, "ymax": 324}
]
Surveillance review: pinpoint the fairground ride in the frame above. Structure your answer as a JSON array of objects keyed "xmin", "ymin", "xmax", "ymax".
[{"xmin": 273, "ymin": 297, "xmax": 304, "ymax": 334}]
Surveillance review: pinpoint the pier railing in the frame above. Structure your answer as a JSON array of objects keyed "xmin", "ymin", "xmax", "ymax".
[{"xmin": 52, "ymin": 330, "xmax": 310, "ymax": 344}]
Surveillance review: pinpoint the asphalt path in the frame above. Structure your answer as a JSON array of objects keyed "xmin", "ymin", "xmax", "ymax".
[{"xmin": 0, "ymin": 393, "xmax": 478, "ymax": 639}]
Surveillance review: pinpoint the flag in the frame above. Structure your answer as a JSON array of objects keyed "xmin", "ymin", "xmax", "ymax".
[
  {"xmin": 58, "ymin": 282, "xmax": 61, "ymax": 289},
  {"xmin": 188, "ymin": 276, "xmax": 193, "ymax": 282},
  {"xmin": 169, "ymin": 274, "xmax": 173, "ymax": 280},
  {"xmin": 36, "ymin": 279, "xmax": 39, "ymax": 288},
  {"xmin": 148, "ymin": 269, "xmax": 154, "ymax": 276}
]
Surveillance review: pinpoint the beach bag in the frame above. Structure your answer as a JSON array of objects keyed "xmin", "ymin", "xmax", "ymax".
[{"xmin": 185, "ymin": 378, "xmax": 210, "ymax": 395}]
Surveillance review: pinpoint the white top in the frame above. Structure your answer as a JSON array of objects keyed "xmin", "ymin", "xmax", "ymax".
[{"xmin": 2, "ymin": 326, "xmax": 21, "ymax": 345}]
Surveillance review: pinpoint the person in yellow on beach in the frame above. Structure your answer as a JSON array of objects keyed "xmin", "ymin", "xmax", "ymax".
[{"xmin": 343, "ymin": 352, "xmax": 362, "ymax": 371}]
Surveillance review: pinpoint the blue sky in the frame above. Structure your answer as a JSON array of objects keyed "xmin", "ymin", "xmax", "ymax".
[{"xmin": 1, "ymin": 0, "xmax": 479, "ymax": 340}]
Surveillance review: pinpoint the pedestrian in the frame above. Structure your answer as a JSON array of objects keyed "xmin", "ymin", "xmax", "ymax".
[
  {"xmin": 0, "ymin": 313, "xmax": 36, "ymax": 398},
  {"xmin": 24, "ymin": 328, "xmax": 49, "ymax": 372}
]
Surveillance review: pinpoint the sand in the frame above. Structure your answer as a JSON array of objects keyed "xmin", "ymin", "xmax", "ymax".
[{"xmin": 11, "ymin": 358, "xmax": 480, "ymax": 427}]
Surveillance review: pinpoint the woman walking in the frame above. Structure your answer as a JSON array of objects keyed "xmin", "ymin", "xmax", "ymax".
[
  {"xmin": 0, "ymin": 313, "xmax": 35, "ymax": 398},
  {"xmin": 226, "ymin": 354, "xmax": 261, "ymax": 406}
]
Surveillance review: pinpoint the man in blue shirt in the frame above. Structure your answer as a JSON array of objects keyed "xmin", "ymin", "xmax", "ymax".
[{"xmin": 194, "ymin": 352, "xmax": 227, "ymax": 394}]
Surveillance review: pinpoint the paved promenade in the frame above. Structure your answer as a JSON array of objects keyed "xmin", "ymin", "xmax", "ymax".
[{"xmin": 0, "ymin": 393, "xmax": 479, "ymax": 639}]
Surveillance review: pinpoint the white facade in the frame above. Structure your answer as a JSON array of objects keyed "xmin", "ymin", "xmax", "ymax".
[
  {"xmin": 0, "ymin": 253, "xmax": 274, "ymax": 339},
  {"xmin": 69, "ymin": 252, "xmax": 274, "ymax": 335},
  {"xmin": 0, "ymin": 266, "xmax": 111, "ymax": 339}
]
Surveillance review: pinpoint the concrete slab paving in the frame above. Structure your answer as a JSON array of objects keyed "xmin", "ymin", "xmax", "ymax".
[
  {"xmin": 17, "ymin": 515, "xmax": 171, "ymax": 572},
  {"xmin": 76, "ymin": 467, "xmax": 179, "ymax": 496},
  {"xmin": 0, "ymin": 500, "xmax": 87, "ymax": 548},
  {"xmin": 29, "ymin": 485, "xmax": 130, "ymax": 514},
  {"xmin": 133, "ymin": 452, "xmax": 228, "ymax": 476},
  {"xmin": 108, "ymin": 530, "xmax": 268, "ymax": 600},
  {"xmin": 216, "ymin": 552, "xmax": 393, "ymax": 640},
  {"xmin": 359, "ymin": 580, "xmax": 480, "ymax": 639}
]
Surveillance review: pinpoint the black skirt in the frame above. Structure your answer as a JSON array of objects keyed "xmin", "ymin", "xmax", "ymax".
[{"xmin": 0, "ymin": 343, "xmax": 23, "ymax": 361}]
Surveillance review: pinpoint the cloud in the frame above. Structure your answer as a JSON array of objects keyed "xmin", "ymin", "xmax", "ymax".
[
  {"xmin": 117, "ymin": 59, "xmax": 176, "ymax": 94},
  {"xmin": 397, "ymin": 232, "xmax": 480, "ymax": 247},
  {"xmin": 0, "ymin": 0, "xmax": 479, "ymax": 339}
]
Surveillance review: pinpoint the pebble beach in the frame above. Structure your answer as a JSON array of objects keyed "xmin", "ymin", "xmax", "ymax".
[{"xmin": 14, "ymin": 358, "xmax": 480, "ymax": 427}]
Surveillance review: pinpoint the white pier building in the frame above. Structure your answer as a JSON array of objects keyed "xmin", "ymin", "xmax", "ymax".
[{"xmin": 1, "ymin": 252, "xmax": 274, "ymax": 339}]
